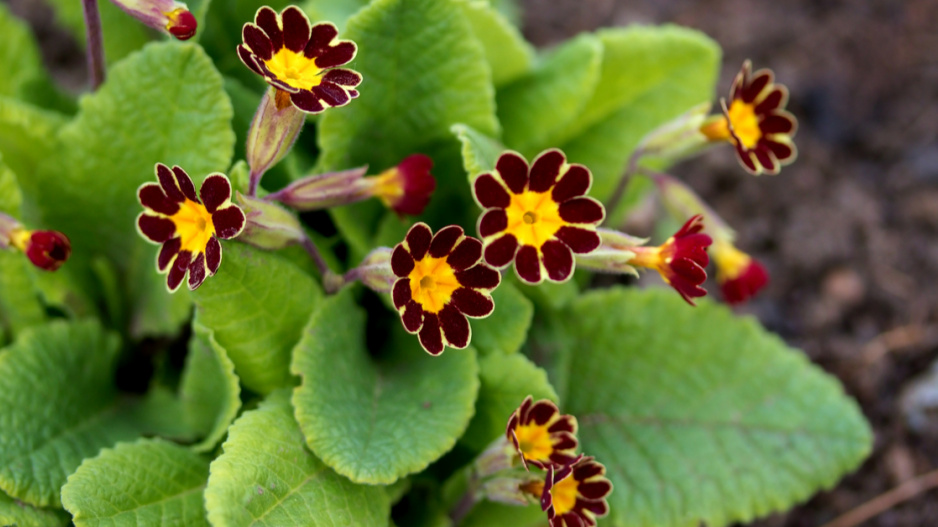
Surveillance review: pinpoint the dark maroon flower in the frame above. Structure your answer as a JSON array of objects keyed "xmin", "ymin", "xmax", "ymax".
[
  {"xmin": 391, "ymin": 223, "xmax": 500, "ymax": 355},
  {"xmin": 136, "ymin": 164, "xmax": 245, "ymax": 291},
  {"xmin": 371, "ymin": 154, "xmax": 436, "ymax": 216},
  {"xmin": 712, "ymin": 240, "xmax": 769, "ymax": 304},
  {"xmin": 700, "ymin": 60, "xmax": 798, "ymax": 175},
  {"xmin": 472, "ymin": 149, "xmax": 605, "ymax": 285},
  {"xmin": 625, "ymin": 215, "xmax": 712, "ymax": 306},
  {"xmin": 238, "ymin": 6, "xmax": 362, "ymax": 114},
  {"xmin": 506, "ymin": 396, "xmax": 579, "ymax": 470},
  {"xmin": 7, "ymin": 229, "xmax": 71, "ymax": 271},
  {"xmin": 540, "ymin": 456, "xmax": 613, "ymax": 527}
]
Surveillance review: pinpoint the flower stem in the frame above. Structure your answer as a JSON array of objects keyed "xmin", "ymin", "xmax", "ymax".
[
  {"xmin": 81, "ymin": 0, "xmax": 106, "ymax": 90},
  {"xmin": 301, "ymin": 234, "xmax": 343, "ymax": 293},
  {"xmin": 604, "ymin": 146, "xmax": 644, "ymax": 218},
  {"xmin": 248, "ymin": 170, "xmax": 263, "ymax": 197},
  {"xmin": 448, "ymin": 481, "xmax": 479, "ymax": 526}
]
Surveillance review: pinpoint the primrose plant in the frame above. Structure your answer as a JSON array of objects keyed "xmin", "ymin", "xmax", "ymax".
[{"xmin": 0, "ymin": 0, "xmax": 870, "ymax": 526}]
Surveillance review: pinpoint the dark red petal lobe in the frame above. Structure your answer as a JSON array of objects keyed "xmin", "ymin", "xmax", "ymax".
[
  {"xmin": 313, "ymin": 82, "xmax": 350, "ymax": 107},
  {"xmin": 156, "ymin": 163, "xmax": 185, "ymax": 203},
  {"xmin": 347, "ymin": 89, "xmax": 359, "ymax": 99},
  {"xmin": 579, "ymin": 481, "xmax": 613, "ymax": 500},
  {"xmin": 527, "ymin": 400, "xmax": 557, "ymax": 425},
  {"xmin": 280, "ymin": 6, "xmax": 311, "ymax": 53},
  {"xmin": 392, "ymin": 279, "xmax": 412, "ymax": 309},
  {"xmin": 139, "ymin": 184, "xmax": 179, "ymax": 215},
  {"xmin": 172, "ymin": 166, "xmax": 199, "ymax": 202},
  {"xmin": 138, "ymin": 214, "xmax": 176, "ymax": 243},
  {"xmin": 304, "ymin": 23, "xmax": 338, "ymax": 58},
  {"xmin": 742, "ymin": 70, "xmax": 772, "ymax": 102},
  {"xmin": 483, "ymin": 234, "xmax": 518, "ymax": 268},
  {"xmin": 455, "ymin": 264, "xmax": 500, "ymax": 290},
  {"xmin": 237, "ymin": 45, "xmax": 264, "ymax": 76},
  {"xmin": 528, "ymin": 149, "xmax": 565, "ymax": 192},
  {"xmin": 495, "ymin": 152, "xmax": 529, "ymax": 194},
  {"xmin": 391, "ymin": 245, "xmax": 416, "ymax": 277},
  {"xmin": 405, "ymin": 223, "xmax": 433, "ymax": 261},
  {"xmin": 188, "ymin": 252, "xmax": 207, "ymax": 290},
  {"xmin": 734, "ymin": 143, "xmax": 760, "ymax": 173},
  {"xmin": 541, "ymin": 240, "xmax": 574, "ymax": 282},
  {"xmin": 515, "ymin": 245, "xmax": 542, "ymax": 284},
  {"xmin": 765, "ymin": 140, "xmax": 794, "ymax": 161},
  {"xmin": 447, "ymin": 237, "xmax": 483, "ymax": 271},
  {"xmin": 580, "ymin": 500, "xmax": 609, "ymax": 516},
  {"xmin": 552, "ymin": 433, "xmax": 577, "ymax": 450},
  {"xmin": 255, "ymin": 6, "xmax": 283, "ymax": 51},
  {"xmin": 671, "ymin": 257, "xmax": 707, "ymax": 285},
  {"xmin": 755, "ymin": 87, "xmax": 785, "ymax": 114},
  {"xmin": 721, "ymin": 259, "xmax": 769, "ymax": 305},
  {"xmin": 572, "ymin": 459, "xmax": 603, "ymax": 480},
  {"xmin": 205, "ymin": 237, "xmax": 222, "ymax": 274},
  {"xmin": 554, "ymin": 226, "xmax": 601, "ymax": 254},
  {"xmin": 321, "ymin": 68, "xmax": 362, "ymax": 88},
  {"xmin": 478, "ymin": 209, "xmax": 508, "ymax": 238},
  {"xmin": 243, "ymin": 24, "xmax": 273, "ymax": 60},
  {"xmin": 429, "ymin": 225, "xmax": 463, "ymax": 258},
  {"xmin": 167, "ymin": 250, "xmax": 192, "ymax": 292},
  {"xmin": 761, "ymin": 114, "xmax": 795, "ymax": 134},
  {"xmin": 212, "ymin": 206, "xmax": 246, "ymax": 239},
  {"xmin": 548, "ymin": 415, "xmax": 576, "ymax": 433},
  {"xmin": 558, "ymin": 197, "xmax": 604, "ymax": 224},
  {"xmin": 473, "ymin": 173, "xmax": 511, "ymax": 209},
  {"xmin": 731, "ymin": 63, "xmax": 749, "ymax": 101},
  {"xmin": 754, "ymin": 147, "xmax": 779, "ymax": 174},
  {"xmin": 158, "ymin": 238, "xmax": 181, "ymax": 271},
  {"xmin": 450, "ymin": 287, "xmax": 494, "ymax": 317},
  {"xmin": 518, "ymin": 396, "xmax": 533, "ymax": 419},
  {"xmin": 289, "ymin": 91, "xmax": 325, "ymax": 113},
  {"xmin": 315, "ymin": 42, "xmax": 357, "ymax": 68},
  {"xmin": 402, "ymin": 300, "xmax": 424, "ymax": 333},
  {"xmin": 439, "ymin": 305, "xmax": 470, "ymax": 348},
  {"xmin": 551, "ymin": 165, "xmax": 591, "ymax": 202},
  {"xmin": 418, "ymin": 313, "xmax": 444, "ymax": 355},
  {"xmin": 200, "ymin": 174, "xmax": 231, "ymax": 213}
]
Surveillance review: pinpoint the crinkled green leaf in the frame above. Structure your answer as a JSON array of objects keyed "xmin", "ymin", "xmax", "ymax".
[
  {"xmin": 302, "ymin": 0, "xmax": 370, "ymax": 31},
  {"xmin": 292, "ymin": 289, "xmax": 479, "ymax": 484},
  {"xmin": 452, "ymin": 123, "xmax": 504, "ymax": 180},
  {"xmin": 0, "ymin": 490, "xmax": 69, "ymax": 527},
  {"xmin": 469, "ymin": 282, "xmax": 533, "ymax": 356},
  {"xmin": 496, "ymin": 33, "xmax": 603, "ymax": 156},
  {"xmin": 0, "ymin": 321, "xmax": 139, "ymax": 507},
  {"xmin": 0, "ymin": 4, "xmax": 46, "ymax": 99},
  {"xmin": 61, "ymin": 438, "xmax": 210, "ymax": 527},
  {"xmin": 192, "ymin": 242, "xmax": 322, "ymax": 394},
  {"xmin": 460, "ymin": 353, "xmax": 557, "ymax": 451},
  {"xmin": 205, "ymin": 390, "xmax": 389, "ymax": 527},
  {"xmin": 558, "ymin": 27, "xmax": 720, "ymax": 201},
  {"xmin": 180, "ymin": 319, "xmax": 242, "ymax": 452},
  {"xmin": 564, "ymin": 288, "xmax": 872, "ymax": 527},
  {"xmin": 0, "ymin": 96, "xmax": 67, "ymax": 181},
  {"xmin": 462, "ymin": 1, "xmax": 533, "ymax": 88}
]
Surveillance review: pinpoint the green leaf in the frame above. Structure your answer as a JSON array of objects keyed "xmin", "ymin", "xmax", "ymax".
[
  {"xmin": 496, "ymin": 34, "xmax": 603, "ymax": 156},
  {"xmin": 0, "ymin": 321, "xmax": 140, "ymax": 507},
  {"xmin": 44, "ymin": 0, "xmax": 152, "ymax": 65},
  {"xmin": 451, "ymin": 123, "xmax": 504, "ymax": 180},
  {"xmin": 291, "ymin": 289, "xmax": 480, "ymax": 484},
  {"xmin": 461, "ymin": 1, "xmax": 534, "ymax": 88},
  {"xmin": 0, "ymin": 490, "xmax": 69, "ymax": 527},
  {"xmin": 180, "ymin": 319, "xmax": 242, "ymax": 452},
  {"xmin": 469, "ymin": 282, "xmax": 533, "ymax": 355},
  {"xmin": 564, "ymin": 288, "xmax": 872, "ymax": 527},
  {"xmin": 192, "ymin": 242, "xmax": 322, "ymax": 394},
  {"xmin": 558, "ymin": 27, "xmax": 720, "ymax": 201},
  {"xmin": 0, "ymin": 162, "xmax": 45, "ymax": 339},
  {"xmin": 460, "ymin": 501, "xmax": 544, "ymax": 527},
  {"xmin": 0, "ymin": 96, "xmax": 67, "ymax": 181},
  {"xmin": 460, "ymin": 353, "xmax": 557, "ymax": 451},
  {"xmin": 205, "ymin": 390, "xmax": 389, "ymax": 527},
  {"xmin": 302, "ymin": 0, "xmax": 370, "ymax": 31},
  {"xmin": 318, "ymin": 0, "xmax": 498, "ymax": 172},
  {"xmin": 61, "ymin": 438, "xmax": 210, "ymax": 527},
  {"xmin": 0, "ymin": 4, "xmax": 46, "ymax": 99}
]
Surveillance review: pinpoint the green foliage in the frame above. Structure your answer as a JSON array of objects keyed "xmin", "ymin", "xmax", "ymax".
[
  {"xmin": 469, "ymin": 282, "xmax": 534, "ymax": 355},
  {"xmin": 302, "ymin": 0, "xmax": 371, "ymax": 30},
  {"xmin": 452, "ymin": 123, "xmax": 504, "ymax": 180},
  {"xmin": 461, "ymin": 1, "xmax": 534, "ymax": 88},
  {"xmin": 61, "ymin": 438, "xmax": 211, "ymax": 527},
  {"xmin": 44, "ymin": 0, "xmax": 152, "ymax": 65},
  {"xmin": 0, "ymin": 162, "xmax": 45, "ymax": 340},
  {"xmin": 0, "ymin": 4, "xmax": 45, "ymax": 99},
  {"xmin": 192, "ymin": 242, "xmax": 322, "ymax": 394},
  {"xmin": 0, "ymin": 490, "xmax": 69, "ymax": 527},
  {"xmin": 205, "ymin": 390, "xmax": 389, "ymax": 526},
  {"xmin": 563, "ymin": 288, "xmax": 872, "ymax": 527},
  {"xmin": 292, "ymin": 289, "xmax": 479, "ymax": 484}
]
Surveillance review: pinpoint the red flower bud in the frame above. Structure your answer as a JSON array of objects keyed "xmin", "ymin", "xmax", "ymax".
[{"xmin": 21, "ymin": 230, "xmax": 71, "ymax": 271}]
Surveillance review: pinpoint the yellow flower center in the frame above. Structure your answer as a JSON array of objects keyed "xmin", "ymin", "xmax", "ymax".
[
  {"xmin": 713, "ymin": 240, "xmax": 751, "ymax": 283},
  {"xmin": 726, "ymin": 100, "xmax": 762, "ymax": 149},
  {"xmin": 8, "ymin": 228, "xmax": 30, "ymax": 252},
  {"xmin": 171, "ymin": 199, "xmax": 215, "ymax": 254},
  {"xmin": 549, "ymin": 475, "xmax": 579, "ymax": 515},
  {"xmin": 408, "ymin": 255, "xmax": 460, "ymax": 314},
  {"xmin": 629, "ymin": 240, "xmax": 674, "ymax": 281},
  {"xmin": 504, "ymin": 191, "xmax": 564, "ymax": 248},
  {"xmin": 372, "ymin": 168, "xmax": 404, "ymax": 207},
  {"xmin": 513, "ymin": 422, "xmax": 554, "ymax": 462},
  {"xmin": 264, "ymin": 48, "xmax": 324, "ymax": 91}
]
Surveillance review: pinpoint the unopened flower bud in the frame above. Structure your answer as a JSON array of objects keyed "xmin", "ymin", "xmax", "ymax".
[
  {"xmin": 235, "ymin": 192, "xmax": 304, "ymax": 250},
  {"xmin": 246, "ymin": 88, "xmax": 306, "ymax": 194},
  {"xmin": 347, "ymin": 248, "xmax": 395, "ymax": 293},
  {"xmin": 0, "ymin": 213, "xmax": 71, "ymax": 271},
  {"xmin": 108, "ymin": 0, "xmax": 197, "ymax": 40}
]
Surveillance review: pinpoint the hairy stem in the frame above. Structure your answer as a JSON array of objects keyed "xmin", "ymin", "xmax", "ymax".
[
  {"xmin": 604, "ymin": 146, "xmax": 644, "ymax": 218},
  {"xmin": 81, "ymin": 0, "xmax": 106, "ymax": 90}
]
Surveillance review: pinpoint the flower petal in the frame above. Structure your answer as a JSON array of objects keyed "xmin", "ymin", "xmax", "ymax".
[
  {"xmin": 450, "ymin": 287, "xmax": 494, "ymax": 317},
  {"xmin": 200, "ymin": 174, "xmax": 231, "ymax": 213},
  {"xmin": 391, "ymin": 245, "xmax": 415, "ymax": 277},
  {"xmin": 281, "ymin": 6, "xmax": 311, "ymax": 53},
  {"xmin": 558, "ymin": 197, "xmax": 604, "ymax": 224},
  {"xmin": 418, "ymin": 312, "xmax": 444, "ymax": 355},
  {"xmin": 321, "ymin": 68, "xmax": 362, "ymax": 88},
  {"xmin": 255, "ymin": 6, "xmax": 283, "ymax": 50},
  {"xmin": 554, "ymin": 226, "xmax": 601, "ymax": 254},
  {"xmin": 483, "ymin": 234, "xmax": 518, "ymax": 268},
  {"xmin": 429, "ymin": 225, "xmax": 463, "ymax": 258},
  {"xmin": 205, "ymin": 236, "xmax": 222, "ymax": 274},
  {"xmin": 212, "ymin": 206, "xmax": 246, "ymax": 239},
  {"xmin": 541, "ymin": 239, "xmax": 574, "ymax": 282},
  {"xmin": 455, "ymin": 264, "xmax": 500, "ymax": 290},
  {"xmin": 237, "ymin": 45, "xmax": 264, "ymax": 76},
  {"xmin": 188, "ymin": 252, "xmax": 207, "ymax": 290},
  {"xmin": 289, "ymin": 91, "xmax": 325, "ymax": 113},
  {"xmin": 138, "ymin": 214, "xmax": 176, "ymax": 243},
  {"xmin": 157, "ymin": 238, "xmax": 181, "ymax": 271},
  {"xmin": 392, "ymin": 278, "xmax": 412, "ymax": 309},
  {"xmin": 138, "ymin": 183, "xmax": 179, "ymax": 215},
  {"xmin": 528, "ymin": 149, "xmax": 564, "ymax": 193},
  {"xmin": 551, "ymin": 164, "xmax": 591, "ymax": 202},
  {"xmin": 172, "ymin": 166, "xmax": 199, "ymax": 202},
  {"xmin": 515, "ymin": 245, "xmax": 542, "ymax": 284},
  {"xmin": 742, "ymin": 69, "xmax": 773, "ymax": 102},
  {"xmin": 765, "ymin": 139, "xmax": 795, "ymax": 161},
  {"xmin": 473, "ymin": 173, "xmax": 511, "ymax": 209},
  {"xmin": 754, "ymin": 147, "xmax": 779, "ymax": 174},
  {"xmin": 495, "ymin": 152, "xmax": 529, "ymax": 194},
  {"xmin": 755, "ymin": 86, "xmax": 788, "ymax": 114},
  {"xmin": 304, "ymin": 22, "xmax": 338, "ymax": 57},
  {"xmin": 761, "ymin": 113, "xmax": 796, "ymax": 134},
  {"xmin": 156, "ymin": 163, "xmax": 185, "ymax": 203},
  {"xmin": 167, "ymin": 250, "xmax": 192, "ymax": 292},
  {"xmin": 402, "ymin": 300, "xmax": 424, "ymax": 333},
  {"xmin": 243, "ymin": 24, "xmax": 273, "ymax": 60},
  {"xmin": 447, "ymin": 237, "xmax": 483, "ymax": 271},
  {"xmin": 404, "ymin": 223, "xmax": 433, "ymax": 261},
  {"xmin": 313, "ymin": 83, "xmax": 350, "ymax": 108},
  {"xmin": 478, "ymin": 209, "xmax": 508, "ymax": 237},
  {"xmin": 439, "ymin": 304, "xmax": 470, "ymax": 348}
]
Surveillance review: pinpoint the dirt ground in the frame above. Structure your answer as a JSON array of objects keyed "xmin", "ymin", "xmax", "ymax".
[
  {"xmin": 7, "ymin": 0, "xmax": 938, "ymax": 525},
  {"xmin": 521, "ymin": 0, "xmax": 938, "ymax": 525}
]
